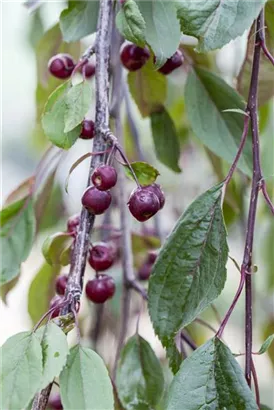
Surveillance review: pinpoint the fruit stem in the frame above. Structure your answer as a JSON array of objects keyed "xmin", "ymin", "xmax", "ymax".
[{"xmin": 115, "ymin": 144, "xmax": 141, "ymax": 187}]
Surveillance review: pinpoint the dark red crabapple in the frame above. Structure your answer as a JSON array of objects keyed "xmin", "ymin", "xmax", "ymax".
[
  {"xmin": 82, "ymin": 186, "xmax": 112, "ymax": 215},
  {"xmin": 158, "ymin": 50, "xmax": 184, "ymax": 75},
  {"xmin": 138, "ymin": 250, "xmax": 158, "ymax": 280},
  {"xmin": 85, "ymin": 275, "xmax": 116, "ymax": 304},
  {"xmin": 120, "ymin": 44, "xmax": 150, "ymax": 71},
  {"xmin": 81, "ymin": 62, "xmax": 96, "ymax": 78},
  {"xmin": 49, "ymin": 295, "xmax": 64, "ymax": 318},
  {"xmin": 55, "ymin": 275, "xmax": 68, "ymax": 296},
  {"xmin": 88, "ymin": 242, "xmax": 115, "ymax": 271},
  {"xmin": 80, "ymin": 119, "xmax": 95, "ymax": 139},
  {"xmin": 143, "ymin": 184, "xmax": 165, "ymax": 210},
  {"xmin": 48, "ymin": 393, "xmax": 63, "ymax": 410},
  {"xmin": 67, "ymin": 214, "xmax": 80, "ymax": 233},
  {"xmin": 128, "ymin": 187, "xmax": 160, "ymax": 222},
  {"xmin": 91, "ymin": 165, "xmax": 118, "ymax": 191},
  {"xmin": 48, "ymin": 53, "xmax": 75, "ymax": 79},
  {"xmin": 138, "ymin": 263, "xmax": 152, "ymax": 281}
]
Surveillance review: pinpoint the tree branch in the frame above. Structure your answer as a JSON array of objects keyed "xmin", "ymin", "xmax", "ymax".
[
  {"xmin": 32, "ymin": 2, "xmax": 114, "ymax": 409},
  {"xmin": 63, "ymin": 0, "xmax": 113, "ymax": 314}
]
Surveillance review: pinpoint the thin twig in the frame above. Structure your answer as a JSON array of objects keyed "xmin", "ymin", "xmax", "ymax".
[
  {"xmin": 251, "ymin": 358, "xmax": 261, "ymax": 408},
  {"xmin": 180, "ymin": 331, "xmax": 197, "ymax": 351},
  {"xmin": 259, "ymin": 9, "xmax": 274, "ymax": 66}
]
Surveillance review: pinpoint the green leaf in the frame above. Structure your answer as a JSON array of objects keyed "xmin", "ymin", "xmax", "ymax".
[
  {"xmin": 150, "ymin": 107, "xmax": 181, "ymax": 173},
  {"xmin": 128, "ymin": 59, "xmax": 167, "ymax": 117},
  {"xmin": 148, "ymin": 184, "xmax": 228, "ymax": 369},
  {"xmin": 42, "ymin": 82, "xmax": 82, "ymax": 149},
  {"xmin": 176, "ymin": 0, "xmax": 267, "ymax": 52},
  {"xmin": 258, "ymin": 334, "xmax": 274, "ymax": 355},
  {"xmin": 260, "ymin": 405, "xmax": 272, "ymax": 410},
  {"xmin": 65, "ymin": 152, "xmax": 93, "ymax": 193},
  {"xmin": 237, "ymin": 1, "xmax": 274, "ymax": 106},
  {"xmin": 117, "ymin": 335, "xmax": 165, "ymax": 409},
  {"xmin": 185, "ymin": 67, "xmax": 252, "ymax": 176},
  {"xmin": 36, "ymin": 323, "xmax": 69, "ymax": 389},
  {"xmin": 60, "ymin": 345, "xmax": 114, "ymax": 409},
  {"xmin": 60, "ymin": 1, "xmax": 99, "ymax": 42},
  {"xmin": 124, "ymin": 161, "xmax": 160, "ymax": 185},
  {"xmin": 42, "ymin": 232, "xmax": 73, "ymax": 266},
  {"xmin": 116, "ymin": 0, "xmax": 146, "ymax": 46},
  {"xmin": 0, "ymin": 331, "xmax": 43, "ymax": 409},
  {"xmin": 167, "ymin": 337, "xmax": 257, "ymax": 410},
  {"xmin": 1, "ymin": 197, "xmax": 36, "ymax": 286},
  {"xmin": 64, "ymin": 81, "xmax": 92, "ymax": 132},
  {"xmin": 137, "ymin": 1, "xmax": 181, "ymax": 67},
  {"xmin": 28, "ymin": 262, "xmax": 61, "ymax": 324}
]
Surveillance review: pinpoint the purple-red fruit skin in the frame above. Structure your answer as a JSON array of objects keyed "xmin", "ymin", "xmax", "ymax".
[
  {"xmin": 147, "ymin": 250, "xmax": 158, "ymax": 264},
  {"xmin": 55, "ymin": 275, "xmax": 68, "ymax": 296},
  {"xmin": 85, "ymin": 275, "xmax": 116, "ymax": 303},
  {"xmin": 67, "ymin": 214, "xmax": 80, "ymax": 233},
  {"xmin": 88, "ymin": 243, "xmax": 115, "ymax": 271},
  {"xmin": 80, "ymin": 120, "xmax": 95, "ymax": 139},
  {"xmin": 81, "ymin": 62, "xmax": 96, "ymax": 78},
  {"xmin": 82, "ymin": 186, "xmax": 112, "ymax": 215},
  {"xmin": 144, "ymin": 184, "xmax": 165, "ymax": 209},
  {"xmin": 49, "ymin": 295, "xmax": 63, "ymax": 318},
  {"xmin": 158, "ymin": 50, "xmax": 183, "ymax": 75},
  {"xmin": 138, "ymin": 263, "xmax": 152, "ymax": 281},
  {"xmin": 128, "ymin": 187, "xmax": 160, "ymax": 222},
  {"xmin": 92, "ymin": 165, "xmax": 118, "ymax": 191},
  {"xmin": 48, "ymin": 53, "xmax": 75, "ymax": 79},
  {"xmin": 48, "ymin": 394, "xmax": 63, "ymax": 410},
  {"xmin": 120, "ymin": 44, "xmax": 150, "ymax": 71}
]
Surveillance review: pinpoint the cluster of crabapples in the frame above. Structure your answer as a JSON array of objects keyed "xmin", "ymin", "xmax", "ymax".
[
  {"xmin": 48, "ymin": 166, "xmax": 164, "ymax": 315},
  {"xmin": 49, "ymin": 213, "xmax": 159, "ymax": 316},
  {"xmin": 47, "ymin": 41, "xmax": 170, "ymax": 317}
]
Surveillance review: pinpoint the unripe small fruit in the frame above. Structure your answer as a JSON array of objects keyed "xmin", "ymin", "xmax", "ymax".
[
  {"xmin": 91, "ymin": 165, "xmax": 117, "ymax": 191},
  {"xmin": 120, "ymin": 44, "xmax": 150, "ymax": 71},
  {"xmin": 81, "ymin": 62, "xmax": 96, "ymax": 78},
  {"xmin": 158, "ymin": 50, "xmax": 183, "ymax": 75},
  {"xmin": 67, "ymin": 214, "xmax": 80, "ymax": 233},
  {"xmin": 48, "ymin": 393, "xmax": 63, "ymax": 410},
  {"xmin": 82, "ymin": 186, "xmax": 112, "ymax": 215},
  {"xmin": 55, "ymin": 275, "xmax": 68, "ymax": 296},
  {"xmin": 80, "ymin": 119, "xmax": 95, "ymax": 139},
  {"xmin": 143, "ymin": 184, "xmax": 165, "ymax": 210},
  {"xmin": 88, "ymin": 242, "xmax": 115, "ymax": 271},
  {"xmin": 128, "ymin": 187, "xmax": 160, "ymax": 222},
  {"xmin": 48, "ymin": 53, "xmax": 75, "ymax": 79},
  {"xmin": 49, "ymin": 295, "xmax": 64, "ymax": 318},
  {"xmin": 85, "ymin": 275, "xmax": 116, "ymax": 303}
]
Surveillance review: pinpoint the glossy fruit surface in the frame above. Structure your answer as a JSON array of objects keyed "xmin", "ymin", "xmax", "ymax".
[
  {"xmin": 138, "ymin": 263, "xmax": 152, "ymax": 281},
  {"xmin": 80, "ymin": 119, "xmax": 95, "ymax": 139},
  {"xmin": 143, "ymin": 184, "xmax": 165, "ymax": 209},
  {"xmin": 48, "ymin": 53, "xmax": 75, "ymax": 79},
  {"xmin": 88, "ymin": 243, "xmax": 115, "ymax": 271},
  {"xmin": 82, "ymin": 187, "xmax": 112, "ymax": 215},
  {"xmin": 67, "ymin": 214, "xmax": 80, "ymax": 233},
  {"xmin": 128, "ymin": 187, "xmax": 160, "ymax": 222},
  {"xmin": 85, "ymin": 275, "xmax": 115, "ymax": 303},
  {"xmin": 55, "ymin": 275, "xmax": 68, "ymax": 296},
  {"xmin": 120, "ymin": 44, "xmax": 150, "ymax": 71},
  {"xmin": 158, "ymin": 50, "xmax": 183, "ymax": 75},
  {"xmin": 91, "ymin": 165, "xmax": 117, "ymax": 191},
  {"xmin": 81, "ymin": 62, "xmax": 95, "ymax": 78}
]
